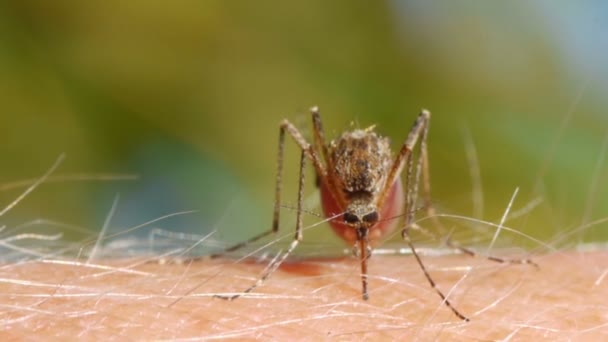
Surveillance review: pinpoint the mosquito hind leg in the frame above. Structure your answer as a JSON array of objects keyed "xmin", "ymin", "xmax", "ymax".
[
  {"xmin": 445, "ymin": 237, "xmax": 539, "ymax": 268},
  {"xmin": 405, "ymin": 110, "xmax": 538, "ymax": 269}
]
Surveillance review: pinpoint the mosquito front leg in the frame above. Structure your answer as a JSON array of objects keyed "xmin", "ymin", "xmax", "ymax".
[
  {"xmin": 215, "ymin": 150, "xmax": 307, "ymax": 300},
  {"xmin": 378, "ymin": 110, "xmax": 430, "ymax": 214}
]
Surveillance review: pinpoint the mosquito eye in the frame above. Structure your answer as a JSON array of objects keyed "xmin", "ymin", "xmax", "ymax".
[
  {"xmin": 362, "ymin": 211, "xmax": 379, "ymax": 223},
  {"xmin": 344, "ymin": 212, "xmax": 359, "ymax": 224}
]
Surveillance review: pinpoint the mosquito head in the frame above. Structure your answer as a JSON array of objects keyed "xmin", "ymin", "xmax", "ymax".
[
  {"xmin": 343, "ymin": 196, "xmax": 380, "ymax": 229},
  {"xmin": 343, "ymin": 210, "xmax": 379, "ymax": 226}
]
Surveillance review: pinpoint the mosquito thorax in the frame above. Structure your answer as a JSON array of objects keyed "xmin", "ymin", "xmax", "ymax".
[{"xmin": 329, "ymin": 128, "xmax": 392, "ymax": 198}]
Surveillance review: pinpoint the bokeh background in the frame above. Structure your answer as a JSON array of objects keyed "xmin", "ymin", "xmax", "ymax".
[{"xmin": 1, "ymin": 1, "xmax": 607, "ymax": 255}]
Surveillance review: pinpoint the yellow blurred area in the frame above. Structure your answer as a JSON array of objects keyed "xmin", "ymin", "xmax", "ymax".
[{"xmin": 0, "ymin": 1, "xmax": 607, "ymax": 249}]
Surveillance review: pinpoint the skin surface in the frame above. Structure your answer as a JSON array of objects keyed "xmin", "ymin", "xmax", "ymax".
[{"xmin": 1, "ymin": 250, "xmax": 607, "ymax": 340}]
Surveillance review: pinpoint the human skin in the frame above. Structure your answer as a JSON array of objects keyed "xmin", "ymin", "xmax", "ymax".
[{"xmin": 1, "ymin": 249, "xmax": 607, "ymax": 340}]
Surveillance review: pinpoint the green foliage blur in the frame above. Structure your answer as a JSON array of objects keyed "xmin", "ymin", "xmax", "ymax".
[{"xmin": 1, "ymin": 1, "xmax": 607, "ymax": 250}]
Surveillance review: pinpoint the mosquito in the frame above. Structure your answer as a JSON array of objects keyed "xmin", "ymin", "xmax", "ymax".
[{"xmin": 212, "ymin": 107, "xmax": 535, "ymax": 321}]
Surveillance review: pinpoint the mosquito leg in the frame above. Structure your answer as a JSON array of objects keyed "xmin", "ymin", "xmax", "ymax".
[
  {"xmin": 209, "ymin": 118, "xmax": 326, "ymax": 259},
  {"xmin": 409, "ymin": 223, "xmax": 537, "ymax": 267},
  {"xmin": 417, "ymin": 110, "xmax": 438, "ymax": 227},
  {"xmin": 210, "ymin": 119, "xmax": 289, "ymax": 258},
  {"xmin": 409, "ymin": 222, "xmax": 439, "ymax": 240},
  {"xmin": 405, "ymin": 152, "xmax": 415, "ymax": 227},
  {"xmin": 445, "ymin": 238, "xmax": 539, "ymax": 268},
  {"xmin": 378, "ymin": 109, "xmax": 430, "ymax": 213},
  {"xmin": 384, "ymin": 110, "xmax": 464, "ymax": 319},
  {"xmin": 215, "ymin": 150, "xmax": 307, "ymax": 300},
  {"xmin": 311, "ymin": 106, "xmax": 332, "ymax": 172},
  {"xmin": 399, "ymin": 111, "xmax": 538, "ymax": 269},
  {"xmin": 402, "ymin": 228, "xmax": 469, "ymax": 321},
  {"xmin": 311, "ymin": 106, "xmax": 342, "ymax": 207},
  {"xmin": 393, "ymin": 111, "xmax": 468, "ymax": 321},
  {"xmin": 208, "ymin": 230, "xmax": 276, "ymax": 259}
]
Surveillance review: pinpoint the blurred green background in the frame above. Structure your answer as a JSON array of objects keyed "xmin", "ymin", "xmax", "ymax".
[{"xmin": 1, "ymin": 1, "xmax": 607, "ymax": 252}]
